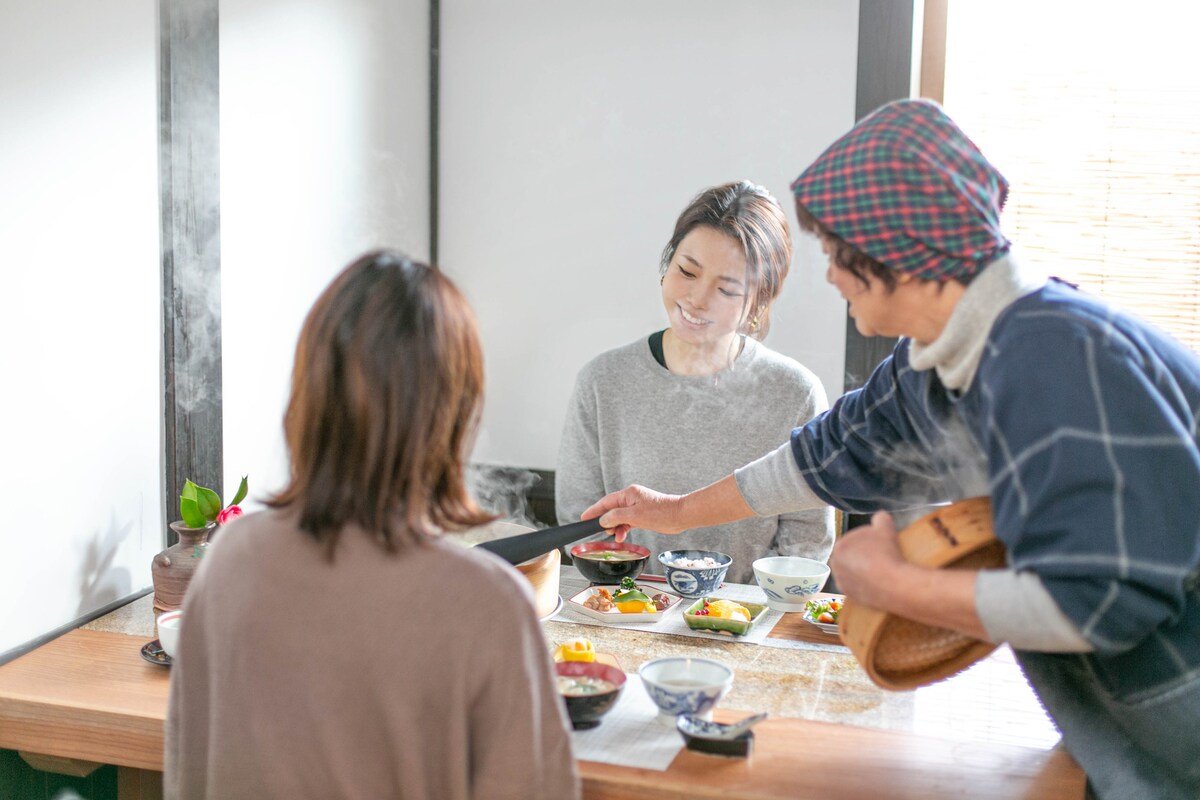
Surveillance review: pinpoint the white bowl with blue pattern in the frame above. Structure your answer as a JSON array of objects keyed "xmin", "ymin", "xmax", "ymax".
[
  {"xmin": 639, "ymin": 657, "xmax": 734, "ymax": 726},
  {"xmin": 752, "ymin": 556, "xmax": 830, "ymax": 612},
  {"xmin": 657, "ymin": 549, "xmax": 732, "ymax": 598}
]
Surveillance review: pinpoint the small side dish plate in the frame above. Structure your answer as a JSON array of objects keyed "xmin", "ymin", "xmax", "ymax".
[
  {"xmin": 677, "ymin": 715, "xmax": 755, "ymax": 757},
  {"xmin": 802, "ymin": 614, "xmax": 840, "ymax": 635},
  {"xmin": 682, "ymin": 597, "xmax": 769, "ymax": 636},
  {"xmin": 141, "ymin": 639, "xmax": 172, "ymax": 667},
  {"xmin": 801, "ymin": 595, "xmax": 845, "ymax": 635},
  {"xmin": 565, "ymin": 585, "xmax": 681, "ymax": 624}
]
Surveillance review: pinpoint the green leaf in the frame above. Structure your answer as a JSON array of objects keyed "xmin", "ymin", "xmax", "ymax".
[
  {"xmin": 181, "ymin": 480, "xmax": 199, "ymax": 502},
  {"xmin": 195, "ymin": 486, "xmax": 222, "ymax": 520},
  {"xmin": 180, "ymin": 497, "xmax": 206, "ymax": 528},
  {"xmin": 229, "ymin": 475, "xmax": 249, "ymax": 506}
]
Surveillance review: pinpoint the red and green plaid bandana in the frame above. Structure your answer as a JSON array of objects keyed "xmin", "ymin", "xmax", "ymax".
[{"xmin": 790, "ymin": 99, "xmax": 1010, "ymax": 282}]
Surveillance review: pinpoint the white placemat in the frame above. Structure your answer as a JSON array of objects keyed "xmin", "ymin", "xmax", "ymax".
[
  {"xmin": 570, "ymin": 674, "xmax": 684, "ymax": 771},
  {"xmin": 551, "ymin": 569, "xmax": 849, "ymax": 653},
  {"xmin": 552, "ymin": 571, "xmax": 785, "ymax": 644}
]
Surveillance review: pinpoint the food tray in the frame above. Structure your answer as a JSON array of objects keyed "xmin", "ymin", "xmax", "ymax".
[{"xmin": 681, "ymin": 597, "xmax": 769, "ymax": 636}]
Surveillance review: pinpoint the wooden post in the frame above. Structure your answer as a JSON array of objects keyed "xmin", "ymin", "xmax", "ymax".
[
  {"xmin": 159, "ymin": 0, "xmax": 222, "ymax": 544},
  {"xmin": 835, "ymin": 0, "xmax": 918, "ymax": 545},
  {"xmin": 841, "ymin": 0, "xmax": 915, "ymax": 394}
]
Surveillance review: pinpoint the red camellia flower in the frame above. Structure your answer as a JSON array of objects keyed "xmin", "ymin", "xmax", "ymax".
[{"xmin": 217, "ymin": 505, "xmax": 244, "ymax": 525}]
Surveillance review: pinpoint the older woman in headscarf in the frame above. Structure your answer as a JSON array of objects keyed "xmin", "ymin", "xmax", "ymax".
[{"xmin": 581, "ymin": 99, "xmax": 1200, "ymax": 799}]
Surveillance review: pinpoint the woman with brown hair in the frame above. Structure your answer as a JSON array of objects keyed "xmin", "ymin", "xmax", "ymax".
[
  {"xmin": 556, "ymin": 180, "xmax": 833, "ymax": 583},
  {"xmin": 166, "ymin": 251, "xmax": 579, "ymax": 799}
]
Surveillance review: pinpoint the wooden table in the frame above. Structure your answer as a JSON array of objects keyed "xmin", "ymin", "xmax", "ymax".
[
  {"xmin": 0, "ymin": 586, "xmax": 1086, "ymax": 799},
  {"xmin": 0, "ymin": 628, "xmax": 167, "ymax": 799}
]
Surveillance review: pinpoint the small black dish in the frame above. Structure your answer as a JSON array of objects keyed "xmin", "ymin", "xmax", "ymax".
[
  {"xmin": 676, "ymin": 715, "xmax": 755, "ymax": 757},
  {"xmin": 569, "ymin": 541, "xmax": 650, "ymax": 584},
  {"xmin": 679, "ymin": 728, "xmax": 753, "ymax": 757},
  {"xmin": 141, "ymin": 639, "xmax": 173, "ymax": 667}
]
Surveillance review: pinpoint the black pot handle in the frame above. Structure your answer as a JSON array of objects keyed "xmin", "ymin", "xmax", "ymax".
[{"xmin": 475, "ymin": 518, "xmax": 607, "ymax": 565}]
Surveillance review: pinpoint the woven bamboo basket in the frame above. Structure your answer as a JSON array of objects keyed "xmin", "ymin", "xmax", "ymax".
[{"xmin": 837, "ymin": 496, "xmax": 1006, "ymax": 690}]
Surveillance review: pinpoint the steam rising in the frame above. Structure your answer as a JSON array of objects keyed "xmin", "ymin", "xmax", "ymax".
[
  {"xmin": 857, "ymin": 412, "xmax": 990, "ymax": 525},
  {"xmin": 467, "ymin": 464, "xmax": 547, "ymax": 530},
  {"xmin": 170, "ymin": 232, "xmax": 222, "ymax": 415}
]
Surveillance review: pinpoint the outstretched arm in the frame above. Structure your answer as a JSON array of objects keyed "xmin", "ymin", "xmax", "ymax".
[{"xmin": 583, "ymin": 474, "xmax": 755, "ymax": 542}]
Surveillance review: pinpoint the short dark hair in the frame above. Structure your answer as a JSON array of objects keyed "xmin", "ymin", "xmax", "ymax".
[
  {"xmin": 793, "ymin": 199, "xmax": 898, "ymax": 291},
  {"xmin": 660, "ymin": 180, "xmax": 793, "ymax": 339},
  {"xmin": 267, "ymin": 250, "xmax": 494, "ymax": 556}
]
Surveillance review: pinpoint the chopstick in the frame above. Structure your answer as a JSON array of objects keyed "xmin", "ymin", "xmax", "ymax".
[{"xmin": 638, "ymin": 573, "xmax": 725, "ymax": 588}]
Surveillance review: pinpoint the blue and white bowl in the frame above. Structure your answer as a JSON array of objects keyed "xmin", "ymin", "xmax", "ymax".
[
  {"xmin": 639, "ymin": 657, "xmax": 734, "ymax": 726},
  {"xmin": 752, "ymin": 556, "xmax": 830, "ymax": 612},
  {"xmin": 657, "ymin": 550, "xmax": 732, "ymax": 598}
]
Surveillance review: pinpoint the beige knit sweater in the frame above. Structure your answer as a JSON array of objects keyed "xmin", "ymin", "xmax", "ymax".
[{"xmin": 165, "ymin": 509, "xmax": 579, "ymax": 800}]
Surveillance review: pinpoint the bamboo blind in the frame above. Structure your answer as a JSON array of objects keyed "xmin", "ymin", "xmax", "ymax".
[{"xmin": 938, "ymin": 3, "xmax": 1200, "ymax": 351}]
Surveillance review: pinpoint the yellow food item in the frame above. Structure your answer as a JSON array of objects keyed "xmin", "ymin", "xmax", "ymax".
[
  {"xmin": 706, "ymin": 599, "xmax": 751, "ymax": 622},
  {"xmin": 615, "ymin": 600, "xmax": 657, "ymax": 614},
  {"xmin": 554, "ymin": 638, "xmax": 596, "ymax": 662}
]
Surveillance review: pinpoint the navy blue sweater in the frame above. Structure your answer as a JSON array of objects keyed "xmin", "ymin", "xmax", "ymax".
[{"xmin": 793, "ymin": 280, "xmax": 1200, "ymax": 699}]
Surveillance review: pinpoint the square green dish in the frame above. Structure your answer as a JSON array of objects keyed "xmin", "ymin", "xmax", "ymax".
[{"xmin": 682, "ymin": 597, "xmax": 769, "ymax": 636}]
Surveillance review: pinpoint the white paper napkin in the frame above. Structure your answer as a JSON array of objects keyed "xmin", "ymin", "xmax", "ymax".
[{"xmin": 570, "ymin": 674, "xmax": 685, "ymax": 771}]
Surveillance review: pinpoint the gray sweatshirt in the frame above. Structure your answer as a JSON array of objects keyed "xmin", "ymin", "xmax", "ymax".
[{"xmin": 556, "ymin": 335, "xmax": 834, "ymax": 584}]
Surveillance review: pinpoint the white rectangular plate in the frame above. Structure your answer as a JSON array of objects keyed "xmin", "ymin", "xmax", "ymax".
[{"xmin": 566, "ymin": 584, "xmax": 682, "ymax": 624}]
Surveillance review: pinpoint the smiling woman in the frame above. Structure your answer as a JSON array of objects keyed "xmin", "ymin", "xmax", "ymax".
[{"xmin": 556, "ymin": 181, "xmax": 835, "ymax": 585}]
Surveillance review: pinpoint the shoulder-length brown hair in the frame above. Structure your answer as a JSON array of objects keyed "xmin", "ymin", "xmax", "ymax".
[
  {"xmin": 267, "ymin": 250, "xmax": 495, "ymax": 555},
  {"xmin": 659, "ymin": 180, "xmax": 793, "ymax": 340}
]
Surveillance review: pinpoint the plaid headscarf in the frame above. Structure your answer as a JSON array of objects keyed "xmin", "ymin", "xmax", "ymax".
[{"xmin": 791, "ymin": 99, "xmax": 1010, "ymax": 282}]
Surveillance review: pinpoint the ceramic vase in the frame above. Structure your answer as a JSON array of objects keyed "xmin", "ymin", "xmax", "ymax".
[{"xmin": 151, "ymin": 520, "xmax": 217, "ymax": 613}]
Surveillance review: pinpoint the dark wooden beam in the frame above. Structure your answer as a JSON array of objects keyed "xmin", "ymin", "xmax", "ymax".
[
  {"xmin": 829, "ymin": 0, "xmax": 920, "ymax": 552},
  {"xmin": 159, "ymin": 0, "xmax": 222, "ymax": 543},
  {"xmin": 856, "ymin": 0, "xmax": 916, "ymax": 122},
  {"xmin": 842, "ymin": 0, "xmax": 915, "ymax": 394}
]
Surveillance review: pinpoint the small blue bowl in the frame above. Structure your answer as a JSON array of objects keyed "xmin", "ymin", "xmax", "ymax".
[
  {"xmin": 658, "ymin": 550, "xmax": 732, "ymax": 598},
  {"xmin": 639, "ymin": 657, "xmax": 734, "ymax": 726}
]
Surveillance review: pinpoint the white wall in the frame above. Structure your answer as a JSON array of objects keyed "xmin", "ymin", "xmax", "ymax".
[
  {"xmin": 0, "ymin": 0, "xmax": 161, "ymax": 654},
  {"xmin": 440, "ymin": 0, "xmax": 856, "ymax": 470},
  {"xmin": 0, "ymin": 1, "xmax": 859, "ymax": 652},
  {"xmin": 220, "ymin": 0, "xmax": 430, "ymax": 503}
]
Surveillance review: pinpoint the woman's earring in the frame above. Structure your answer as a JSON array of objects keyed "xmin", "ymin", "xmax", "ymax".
[{"xmin": 748, "ymin": 316, "xmax": 760, "ymax": 331}]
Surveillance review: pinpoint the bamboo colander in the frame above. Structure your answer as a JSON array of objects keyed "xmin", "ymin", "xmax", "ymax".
[{"xmin": 837, "ymin": 496, "xmax": 1006, "ymax": 691}]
